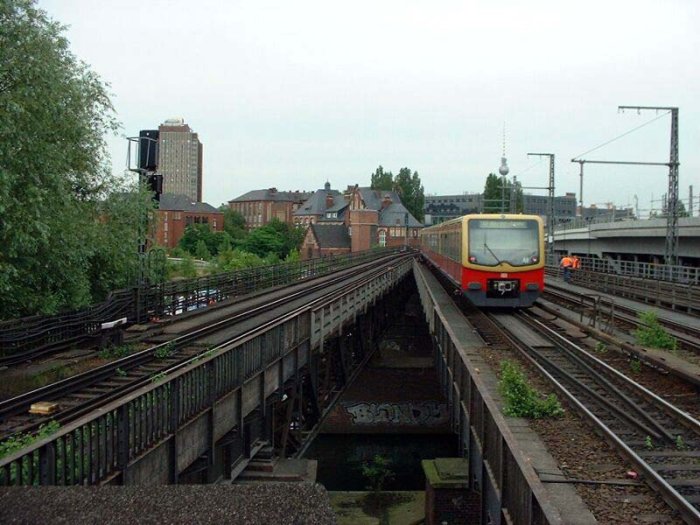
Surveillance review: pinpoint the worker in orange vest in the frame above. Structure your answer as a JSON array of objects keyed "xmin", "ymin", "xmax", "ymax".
[{"xmin": 560, "ymin": 255, "xmax": 573, "ymax": 283}]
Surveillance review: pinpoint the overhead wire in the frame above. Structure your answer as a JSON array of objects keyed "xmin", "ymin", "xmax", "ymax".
[{"xmin": 572, "ymin": 110, "xmax": 671, "ymax": 160}]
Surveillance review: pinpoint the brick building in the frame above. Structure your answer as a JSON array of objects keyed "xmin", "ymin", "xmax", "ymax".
[
  {"xmin": 300, "ymin": 224, "xmax": 352, "ymax": 259},
  {"xmin": 228, "ymin": 188, "xmax": 310, "ymax": 230},
  {"xmin": 299, "ymin": 186, "xmax": 423, "ymax": 259},
  {"xmin": 293, "ymin": 182, "xmax": 348, "ymax": 227},
  {"xmin": 153, "ymin": 193, "xmax": 223, "ymax": 249}
]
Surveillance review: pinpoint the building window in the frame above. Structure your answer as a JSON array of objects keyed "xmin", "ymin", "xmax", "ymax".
[{"xmin": 378, "ymin": 230, "xmax": 386, "ymax": 247}]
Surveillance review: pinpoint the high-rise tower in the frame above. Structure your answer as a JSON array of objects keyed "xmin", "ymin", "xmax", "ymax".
[{"xmin": 158, "ymin": 118, "xmax": 203, "ymax": 202}]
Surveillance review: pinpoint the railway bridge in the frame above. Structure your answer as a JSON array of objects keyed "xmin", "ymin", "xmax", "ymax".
[{"xmin": 1, "ymin": 248, "xmax": 699, "ymax": 523}]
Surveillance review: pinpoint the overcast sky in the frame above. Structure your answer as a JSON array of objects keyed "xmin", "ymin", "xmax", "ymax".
[{"xmin": 41, "ymin": 0, "xmax": 700, "ymax": 215}]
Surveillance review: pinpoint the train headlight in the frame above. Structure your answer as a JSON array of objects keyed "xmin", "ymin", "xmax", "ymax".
[
  {"xmin": 530, "ymin": 256, "xmax": 539, "ymax": 263},
  {"xmin": 469, "ymin": 256, "xmax": 477, "ymax": 263}
]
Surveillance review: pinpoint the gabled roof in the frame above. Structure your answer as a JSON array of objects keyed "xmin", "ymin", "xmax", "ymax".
[
  {"xmin": 310, "ymin": 223, "xmax": 351, "ymax": 249},
  {"xmin": 294, "ymin": 188, "xmax": 345, "ymax": 216},
  {"xmin": 159, "ymin": 194, "xmax": 220, "ymax": 213},
  {"xmin": 229, "ymin": 189, "xmax": 311, "ymax": 203},
  {"xmin": 379, "ymin": 202, "xmax": 424, "ymax": 227},
  {"xmin": 355, "ymin": 187, "xmax": 423, "ymax": 227}
]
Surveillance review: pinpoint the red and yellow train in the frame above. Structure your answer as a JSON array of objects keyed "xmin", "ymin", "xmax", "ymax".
[{"xmin": 420, "ymin": 213, "xmax": 545, "ymax": 307}]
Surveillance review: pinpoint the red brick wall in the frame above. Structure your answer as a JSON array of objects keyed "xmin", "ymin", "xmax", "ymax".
[{"xmin": 153, "ymin": 210, "xmax": 223, "ymax": 249}]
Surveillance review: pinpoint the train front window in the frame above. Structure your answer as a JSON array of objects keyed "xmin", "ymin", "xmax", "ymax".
[{"xmin": 467, "ymin": 219, "xmax": 539, "ymax": 267}]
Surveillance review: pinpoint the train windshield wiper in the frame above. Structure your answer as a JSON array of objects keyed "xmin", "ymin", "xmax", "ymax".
[{"xmin": 483, "ymin": 243, "xmax": 504, "ymax": 265}]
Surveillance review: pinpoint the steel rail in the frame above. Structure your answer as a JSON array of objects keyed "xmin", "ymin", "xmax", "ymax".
[
  {"xmin": 490, "ymin": 310, "xmax": 700, "ymax": 523},
  {"xmin": 0, "ymin": 256, "xmax": 408, "ymax": 431},
  {"xmin": 543, "ymin": 285, "xmax": 700, "ymax": 352}
]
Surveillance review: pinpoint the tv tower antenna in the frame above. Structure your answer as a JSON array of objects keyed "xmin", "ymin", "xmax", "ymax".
[{"xmin": 499, "ymin": 123, "xmax": 509, "ymax": 213}]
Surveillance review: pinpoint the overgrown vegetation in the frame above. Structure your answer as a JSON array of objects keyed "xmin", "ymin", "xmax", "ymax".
[
  {"xmin": 0, "ymin": 421, "xmax": 60, "ymax": 460},
  {"xmin": 361, "ymin": 454, "xmax": 395, "ymax": 492},
  {"xmin": 634, "ymin": 312, "xmax": 678, "ymax": 352},
  {"xmin": 98, "ymin": 344, "xmax": 136, "ymax": 360},
  {"xmin": 498, "ymin": 360, "xmax": 564, "ymax": 418}
]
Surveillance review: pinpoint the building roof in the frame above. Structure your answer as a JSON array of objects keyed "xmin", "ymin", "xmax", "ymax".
[
  {"xmin": 379, "ymin": 202, "xmax": 424, "ymax": 227},
  {"xmin": 159, "ymin": 194, "xmax": 220, "ymax": 213},
  {"xmin": 310, "ymin": 223, "xmax": 351, "ymax": 249},
  {"xmin": 356, "ymin": 188, "xmax": 423, "ymax": 227},
  {"xmin": 294, "ymin": 187, "xmax": 345, "ymax": 216},
  {"xmin": 229, "ymin": 189, "xmax": 311, "ymax": 203}
]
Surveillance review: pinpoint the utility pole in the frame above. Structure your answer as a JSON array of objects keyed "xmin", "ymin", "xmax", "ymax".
[
  {"xmin": 572, "ymin": 160, "xmax": 585, "ymax": 217},
  {"xmin": 619, "ymin": 106, "xmax": 679, "ymax": 267},
  {"xmin": 689, "ymin": 185, "xmax": 694, "ymax": 217},
  {"xmin": 527, "ymin": 153, "xmax": 555, "ymax": 264}
]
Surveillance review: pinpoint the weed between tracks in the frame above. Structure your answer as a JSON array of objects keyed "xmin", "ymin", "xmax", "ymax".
[{"xmin": 498, "ymin": 360, "xmax": 564, "ymax": 419}]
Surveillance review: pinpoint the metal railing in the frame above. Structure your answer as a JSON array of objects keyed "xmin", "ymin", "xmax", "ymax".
[
  {"xmin": 0, "ymin": 258, "xmax": 413, "ymax": 486},
  {"xmin": 0, "ymin": 248, "xmax": 403, "ymax": 356},
  {"xmin": 546, "ymin": 256, "xmax": 699, "ymax": 285}
]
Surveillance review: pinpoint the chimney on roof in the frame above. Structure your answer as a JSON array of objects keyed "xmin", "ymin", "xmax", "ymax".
[
  {"xmin": 326, "ymin": 193, "xmax": 334, "ymax": 209},
  {"xmin": 269, "ymin": 188, "xmax": 277, "ymax": 194},
  {"xmin": 382, "ymin": 194, "xmax": 392, "ymax": 209},
  {"xmin": 324, "ymin": 181, "xmax": 331, "ymax": 191}
]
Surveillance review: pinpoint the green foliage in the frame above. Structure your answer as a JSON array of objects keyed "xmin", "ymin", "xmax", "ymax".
[
  {"xmin": 174, "ymin": 255, "xmax": 198, "ymax": 279},
  {"xmin": 220, "ymin": 207, "xmax": 247, "ymax": 240},
  {"xmin": 369, "ymin": 165, "xmax": 425, "ymax": 222},
  {"xmin": 634, "ymin": 311, "xmax": 677, "ymax": 352},
  {"xmin": 215, "ymin": 248, "xmax": 266, "ymax": 272},
  {"xmin": 194, "ymin": 239, "xmax": 211, "ymax": 260},
  {"xmin": 241, "ymin": 219, "xmax": 303, "ymax": 259},
  {"xmin": 154, "ymin": 344, "xmax": 173, "ymax": 359},
  {"xmin": 629, "ymin": 359, "xmax": 641, "ymax": 374},
  {"xmin": 370, "ymin": 165, "xmax": 393, "ymax": 191},
  {"xmin": 482, "ymin": 173, "xmax": 523, "ymax": 213},
  {"xmin": 98, "ymin": 344, "xmax": 135, "ymax": 360},
  {"xmin": 151, "ymin": 371, "xmax": 166, "ymax": 383},
  {"xmin": 499, "ymin": 360, "xmax": 564, "ymax": 418},
  {"xmin": 361, "ymin": 455, "xmax": 395, "ymax": 492},
  {"xmin": 115, "ymin": 368, "xmax": 127, "ymax": 377},
  {"xmin": 0, "ymin": 421, "xmax": 60, "ymax": 460},
  {"xmin": 0, "ymin": 1, "xmax": 160, "ymax": 319},
  {"xmin": 676, "ymin": 435, "xmax": 686, "ymax": 450},
  {"xmin": 594, "ymin": 342, "xmax": 607, "ymax": 354},
  {"xmin": 644, "ymin": 435, "xmax": 654, "ymax": 450}
]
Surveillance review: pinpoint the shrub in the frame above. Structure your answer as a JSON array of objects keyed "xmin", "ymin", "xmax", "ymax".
[
  {"xmin": 634, "ymin": 312, "xmax": 677, "ymax": 352},
  {"xmin": 499, "ymin": 360, "xmax": 564, "ymax": 418}
]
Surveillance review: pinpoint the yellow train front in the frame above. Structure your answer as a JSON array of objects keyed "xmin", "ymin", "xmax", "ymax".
[{"xmin": 420, "ymin": 214, "xmax": 545, "ymax": 307}]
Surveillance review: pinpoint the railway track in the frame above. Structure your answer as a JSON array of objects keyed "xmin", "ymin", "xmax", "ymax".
[
  {"xmin": 489, "ymin": 309, "xmax": 700, "ymax": 523},
  {"xmin": 0, "ymin": 255, "xmax": 410, "ymax": 442}
]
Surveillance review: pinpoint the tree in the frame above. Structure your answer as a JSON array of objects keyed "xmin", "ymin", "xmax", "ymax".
[
  {"xmin": 220, "ymin": 207, "xmax": 247, "ymax": 242},
  {"xmin": 0, "ymin": 1, "xmax": 121, "ymax": 319},
  {"xmin": 370, "ymin": 165, "xmax": 393, "ymax": 191},
  {"xmin": 393, "ymin": 167, "xmax": 425, "ymax": 222},
  {"xmin": 370, "ymin": 165, "xmax": 425, "ymax": 222},
  {"xmin": 483, "ymin": 173, "xmax": 502, "ymax": 212}
]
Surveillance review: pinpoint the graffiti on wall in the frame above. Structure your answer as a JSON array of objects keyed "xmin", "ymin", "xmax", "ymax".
[{"xmin": 344, "ymin": 401, "xmax": 448, "ymax": 426}]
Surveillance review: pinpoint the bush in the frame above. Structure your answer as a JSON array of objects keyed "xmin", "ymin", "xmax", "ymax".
[
  {"xmin": 634, "ymin": 312, "xmax": 677, "ymax": 352},
  {"xmin": 499, "ymin": 360, "xmax": 563, "ymax": 418}
]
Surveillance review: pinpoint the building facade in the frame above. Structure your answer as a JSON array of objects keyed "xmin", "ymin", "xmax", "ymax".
[
  {"xmin": 299, "ymin": 186, "xmax": 423, "ymax": 260},
  {"xmin": 228, "ymin": 188, "xmax": 310, "ymax": 230},
  {"xmin": 158, "ymin": 118, "xmax": 203, "ymax": 202},
  {"xmin": 153, "ymin": 194, "xmax": 223, "ymax": 249},
  {"xmin": 424, "ymin": 193, "xmax": 483, "ymax": 225}
]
